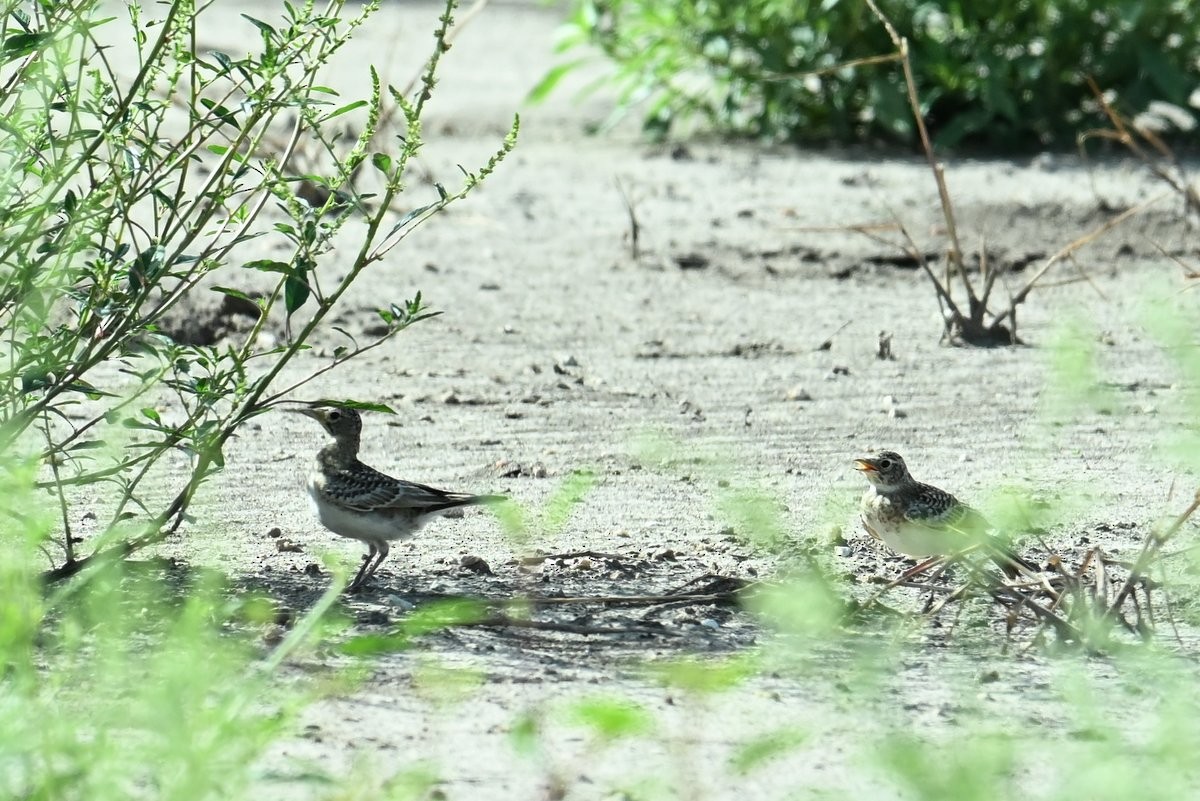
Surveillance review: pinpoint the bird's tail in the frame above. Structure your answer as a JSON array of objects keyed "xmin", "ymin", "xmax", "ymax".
[
  {"xmin": 986, "ymin": 540, "xmax": 1037, "ymax": 578},
  {"xmin": 421, "ymin": 492, "xmax": 507, "ymax": 514}
]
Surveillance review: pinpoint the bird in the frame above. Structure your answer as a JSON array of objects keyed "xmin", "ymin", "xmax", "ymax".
[
  {"xmin": 852, "ymin": 450, "xmax": 1034, "ymax": 578},
  {"xmin": 286, "ymin": 403, "xmax": 504, "ymax": 592}
]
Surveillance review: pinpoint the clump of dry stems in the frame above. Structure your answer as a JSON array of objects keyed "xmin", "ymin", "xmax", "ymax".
[{"xmin": 807, "ymin": 1, "xmax": 1166, "ymax": 346}]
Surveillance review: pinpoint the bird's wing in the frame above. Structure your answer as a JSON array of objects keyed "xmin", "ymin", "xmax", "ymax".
[
  {"xmin": 903, "ymin": 484, "xmax": 986, "ymax": 535},
  {"xmin": 322, "ymin": 464, "xmax": 485, "ymax": 514},
  {"xmin": 902, "ymin": 483, "xmax": 1034, "ymax": 575}
]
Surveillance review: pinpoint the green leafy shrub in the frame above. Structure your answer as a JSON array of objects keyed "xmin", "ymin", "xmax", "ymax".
[
  {"xmin": 0, "ymin": 0, "xmax": 516, "ymax": 580},
  {"xmin": 538, "ymin": 0, "xmax": 1200, "ymax": 149}
]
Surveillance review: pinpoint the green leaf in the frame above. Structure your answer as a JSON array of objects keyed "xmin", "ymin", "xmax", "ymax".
[
  {"xmin": 566, "ymin": 697, "xmax": 653, "ymax": 741},
  {"xmin": 384, "ymin": 202, "xmax": 437, "ymax": 240},
  {"xmin": 652, "ymin": 656, "xmax": 754, "ymax": 694},
  {"xmin": 371, "ymin": 152, "xmax": 392, "ymax": 175},
  {"xmin": 211, "ymin": 286, "xmax": 260, "ymax": 308},
  {"xmin": 240, "ymin": 14, "xmax": 277, "ymax": 37},
  {"xmin": 304, "ymin": 399, "xmax": 396, "ymax": 416},
  {"xmin": 398, "ymin": 600, "xmax": 486, "ymax": 637},
  {"xmin": 3, "ymin": 32, "xmax": 49, "ymax": 60},
  {"xmin": 206, "ymin": 144, "xmax": 245, "ymax": 162},
  {"xmin": 340, "ymin": 633, "xmax": 412, "ymax": 656},
  {"xmin": 541, "ymin": 469, "xmax": 595, "ymax": 534},
  {"xmin": 729, "ymin": 727, "xmax": 808, "ymax": 774},
  {"xmin": 527, "ymin": 59, "xmax": 588, "ymax": 103},
  {"xmin": 331, "ymin": 326, "xmax": 358, "ymax": 350},
  {"xmin": 509, "ymin": 712, "xmax": 541, "ymax": 757},
  {"xmin": 241, "ymin": 259, "xmax": 292, "ymax": 274},
  {"xmin": 284, "ymin": 272, "xmax": 309, "ymax": 315},
  {"xmin": 128, "ymin": 244, "xmax": 166, "ymax": 293},
  {"xmin": 318, "ymin": 100, "xmax": 367, "ymax": 123},
  {"xmin": 199, "ymin": 98, "xmax": 239, "ymax": 128}
]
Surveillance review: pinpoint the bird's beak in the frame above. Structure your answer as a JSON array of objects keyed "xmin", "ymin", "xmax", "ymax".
[{"xmin": 853, "ymin": 459, "xmax": 878, "ymax": 473}]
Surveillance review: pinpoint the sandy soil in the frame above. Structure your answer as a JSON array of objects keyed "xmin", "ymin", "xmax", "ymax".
[{"xmin": 137, "ymin": 0, "xmax": 1200, "ymax": 798}]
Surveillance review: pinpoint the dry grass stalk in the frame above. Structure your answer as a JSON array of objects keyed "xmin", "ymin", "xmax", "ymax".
[{"xmin": 1078, "ymin": 77, "xmax": 1200, "ymax": 217}]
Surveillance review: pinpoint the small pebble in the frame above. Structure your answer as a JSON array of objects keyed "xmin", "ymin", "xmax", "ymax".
[
  {"xmin": 882, "ymin": 394, "xmax": 907, "ymax": 418},
  {"xmin": 785, "ymin": 385, "xmax": 813, "ymax": 401},
  {"xmin": 835, "ymin": 546, "xmax": 853, "ymax": 558},
  {"xmin": 459, "ymin": 554, "xmax": 493, "ymax": 575},
  {"xmin": 877, "ymin": 330, "xmax": 894, "ymax": 360},
  {"xmin": 357, "ymin": 610, "xmax": 390, "ymax": 626},
  {"xmin": 387, "ymin": 595, "xmax": 416, "ymax": 611}
]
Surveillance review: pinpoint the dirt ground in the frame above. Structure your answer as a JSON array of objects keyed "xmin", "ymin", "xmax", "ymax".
[{"xmin": 148, "ymin": 0, "xmax": 1200, "ymax": 798}]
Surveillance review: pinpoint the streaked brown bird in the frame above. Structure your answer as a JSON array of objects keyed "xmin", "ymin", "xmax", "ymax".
[
  {"xmin": 288, "ymin": 403, "xmax": 504, "ymax": 592},
  {"xmin": 853, "ymin": 450, "xmax": 1033, "ymax": 578}
]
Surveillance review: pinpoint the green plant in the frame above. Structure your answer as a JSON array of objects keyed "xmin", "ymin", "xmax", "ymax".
[
  {"xmin": 0, "ymin": 0, "xmax": 517, "ymax": 580},
  {"xmin": 537, "ymin": 0, "xmax": 1200, "ymax": 150},
  {"xmin": 490, "ymin": 467, "xmax": 598, "ymax": 551},
  {"xmin": 0, "ymin": 524, "xmax": 347, "ymax": 799}
]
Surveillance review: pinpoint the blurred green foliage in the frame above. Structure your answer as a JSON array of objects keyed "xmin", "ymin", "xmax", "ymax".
[{"xmin": 538, "ymin": 0, "xmax": 1200, "ymax": 149}]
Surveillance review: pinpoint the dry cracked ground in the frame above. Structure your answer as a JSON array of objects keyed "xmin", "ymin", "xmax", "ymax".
[{"xmin": 123, "ymin": 0, "xmax": 1200, "ymax": 798}]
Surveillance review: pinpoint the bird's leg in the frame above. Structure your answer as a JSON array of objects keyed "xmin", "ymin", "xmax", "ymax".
[
  {"xmin": 895, "ymin": 556, "xmax": 945, "ymax": 585},
  {"xmin": 361, "ymin": 540, "xmax": 390, "ymax": 587},
  {"xmin": 347, "ymin": 543, "xmax": 378, "ymax": 592}
]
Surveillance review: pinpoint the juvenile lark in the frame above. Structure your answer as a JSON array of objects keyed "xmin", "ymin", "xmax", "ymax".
[
  {"xmin": 853, "ymin": 450, "xmax": 1033, "ymax": 578},
  {"xmin": 288, "ymin": 403, "xmax": 504, "ymax": 592}
]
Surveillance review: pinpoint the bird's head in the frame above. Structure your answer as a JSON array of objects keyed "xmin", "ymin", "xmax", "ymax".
[
  {"xmin": 287, "ymin": 403, "xmax": 363, "ymax": 441},
  {"xmin": 853, "ymin": 450, "xmax": 912, "ymax": 490}
]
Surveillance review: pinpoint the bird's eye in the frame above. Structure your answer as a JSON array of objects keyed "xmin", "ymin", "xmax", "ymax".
[
  {"xmin": 328, "ymin": 410, "xmax": 341, "ymax": 420},
  {"xmin": 879, "ymin": 458, "xmax": 892, "ymax": 469}
]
